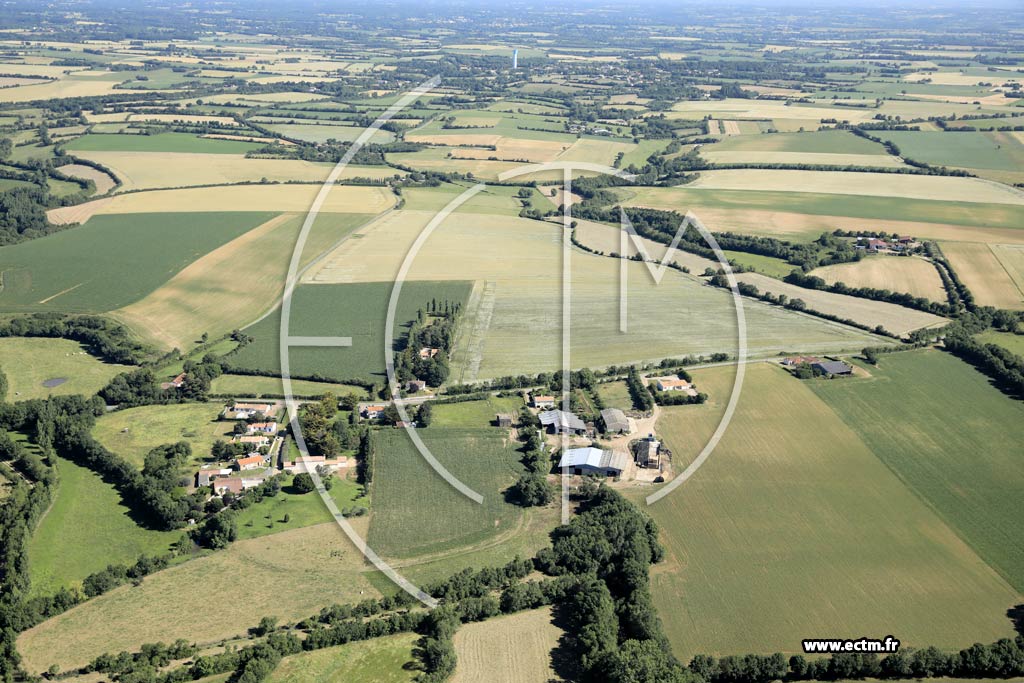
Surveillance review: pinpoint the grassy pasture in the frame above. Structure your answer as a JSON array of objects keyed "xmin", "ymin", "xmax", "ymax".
[
  {"xmin": 596, "ymin": 379, "xmax": 633, "ymax": 409},
  {"xmin": 367, "ymin": 427, "xmax": 526, "ymax": 559},
  {"xmin": 112, "ymin": 211, "xmax": 375, "ymax": 350},
  {"xmin": 268, "ymin": 634, "xmax": 418, "ymax": 683},
  {"xmin": 209, "ymin": 374, "xmax": 368, "ymax": 399},
  {"xmin": 263, "ymin": 123, "xmax": 395, "ymax": 143},
  {"xmin": 28, "ymin": 454, "xmax": 181, "ymax": 597},
  {"xmin": 233, "ymin": 474, "xmax": 368, "ymax": 542},
  {"xmin": 17, "ymin": 522, "xmax": 382, "ymax": 674},
  {"xmin": 975, "ymin": 329, "xmax": 1024, "ymax": 356},
  {"xmin": 451, "ymin": 607, "xmax": 564, "ymax": 683},
  {"xmin": 701, "ymin": 150, "xmax": 905, "ymax": 167},
  {"xmin": 705, "ymin": 130, "xmax": 886, "ymax": 154},
  {"xmin": 810, "ymin": 351, "xmax": 1024, "ymax": 592},
  {"xmin": 942, "ymin": 242, "xmax": 1024, "ymax": 309},
  {"xmin": 0, "ymin": 211, "xmax": 275, "ymax": 313},
  {"xmin": 686, "ymin": 169, "xmax": 1024, "ymax": 205},
  {"xmin": 431, "ymin": 394, "xmax": 525, "ymax": 428},
  {"xmin": 809, "ymin": 256, "xmax": 947, "ymax": 301},
  {"xmin": 65, "ymin": 132, "xmax": 262, "ymax": 154},
  {"xmin": 92, "ymin": 402, "xmax": 236, "ymax": 469},
  {"xmin": 874, "ymin": 130, "xmax": 1024, "ymax": 173},
  {"xmin": 722, "ymin": 250, "xmax": 794, "ymax": 278},
  {"xmin": 643, "ymin": 362, "xmax": 1020, "ymax": 660},
  {"xmin": 226, "ymin": 280, "xmax": 472, "ymax": 383},
  {"xmin": 0, "ymin": 338, "xmax": 127, "ymax": 400}
]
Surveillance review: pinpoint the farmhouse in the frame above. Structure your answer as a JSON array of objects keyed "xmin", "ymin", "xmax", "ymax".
[
  {"xmin": 655, "ymin": 377, "xmax": 697, "ymax": 395},
  {"xmin": 600, "ymin": 408, "xmax": 630, "ymax": 434},
  {"xmin": 196, "ymin": 467, "xmax": 231, "ymax": 487},
  {"xmin": 558, "ymin": 447, "xmax": 629, "ymax": 477},
  {"xmin": 225, "ymin": 402, "xmax": 275, "ymax": 420},
  {"xmin": 233, "ymin": 434, "xmax": 270, "ymax": 448},
  {"xmin": 407, "ymin": 379, "xmax": 427, "ymax": 393},
  {"xmin": 361, "ymin": 404, "xmax": 387, "ymax": 420},
  {"xmin": 812, "ymin": 360, "xmax": 853, "ymax": 376},
  {"xmin": 531, "ymin": 394, "xmax": 556, "ymax": 409},
  {"xmin": 234, "ymin": 454, "xmax": 265, "ymax": 471},
  {"xmin": 211, "ymin": 476, "xmax": 266, "ymax": 495},
  {"xmin": 538, "ymin": 409, "xmax": 587, "ymax": 435},
  {"xmin": 496, "ymin": 413, "xmax": 514, "ymax": 428},
  {"xmin": 160, "ymin": 372, "xmax": 187, "ymax": 390},
  {"xmin": 246, "ymin": 421, "xmax": 278, "ymax": 435},
  {"xmin": 280, "ymin": 454, "xmax": 349, "ymax": 473}
]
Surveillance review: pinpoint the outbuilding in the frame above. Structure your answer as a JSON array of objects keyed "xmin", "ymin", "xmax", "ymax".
[
  {"xmin": 600, "ymin": 408, "xmax": 630, "ymax": 434},
  {"xmin": 558, "ymin": 447, "xmax": 628, "ymax": 477}
]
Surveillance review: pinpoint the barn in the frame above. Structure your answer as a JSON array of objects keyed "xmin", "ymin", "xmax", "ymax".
[{"xmin": 558, "ymin": 447, "xmax": 629, "ymax": 476}]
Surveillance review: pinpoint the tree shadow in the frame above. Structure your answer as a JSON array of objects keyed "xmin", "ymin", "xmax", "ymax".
[
  {"xmin": 549, "ymin": 602, "xmax": 582, "ymax": 682},
  {"xmin": 1008, "ymin": 604, "xmax": 1024, "ymax": 637}
]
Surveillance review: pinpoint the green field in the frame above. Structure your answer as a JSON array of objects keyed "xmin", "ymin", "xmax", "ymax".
[
  {"xmin": 810, "ymin": 350, "xmax": 1024, "ymax": 592},
  {"xmin": 431, "ymin": 394, "xmax": 524, "ymax": 428},
  {"xmin": 975, "ymin": 329, "xmax": 1024, "ymax": 356},
  {"xmin": 367, "ymin": 427, "xmax": 527, "ymax": 559},
  {"xmin": 268, "ymin": 634, "xmax": 417, "ymax": 683},
  {"xmin": 0, "ymin": 212, "xmax": 276, "ymax": 312},
  {"xmin": 722, "ymin": 250, "xmax": 794, "ymax": 278},
  {"xmin": 596, "ymin": 379, "xmax": 633, "ymax": 409},
  {"xmin": 209, "ymin": 374, "xmax": 369, "ymax": 399},
  {"xmin": 708, "ymin": 129, "xmax": 888, "ymax": 154},
  {"xmin": 227, "ymin": 280, "xmax": 472, "ymax": 384},
  {"xmin": 92, "ymin": 402, "xmax": 238, "ymax": 469},
  {"xmin": 0, "ymin": 338, "xmax": 127, "ymax": 400},
  {"xmin": 233, "ymin": 473, "xmax": 368, "ymax": 541},
  {"xmin": 874, "ymin": 130, "xmax": 1024, "ymax": 172},
  {"xmin": 64, "ymin": 132, "xmax": 264, "ymax": 154},
  {"xmin": 28, "ymin": 454, "xmax": 181, "ymax": 596},
  {"xmin": 641, "ymin": 362, "xmax": 1020, "ymax": 660}
]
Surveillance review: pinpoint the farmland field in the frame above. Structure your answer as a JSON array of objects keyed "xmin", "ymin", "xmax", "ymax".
[
  {"xmin": 809, "ymin": 256, "xmax": 947, "ymax": 301},
  {"xmin": 430, "ymin": 395, "xmax": 525, "ymax": 428},
  {"xmin": 0, "ymin": 338, "xmax": 127, "ymax": 400},
  {"xmin": 64, "ymin": 132, "xmax": 263, "ymax": 154},
  {"xmin": 17, "ymin": 522, "xmax": 383, "ymax": 674},
  {"xmin": 27, "ymin": 455, "xmax": 181, "ymax": 597},
  {"xmin": 367, "ymin": 427, "xmax": 527, "ymax": 559},
  {"xmin": 209, "ymin": 374, "xmax": 368, "ymax": 399},
  {"xmin": 873, "ymin": 130, "xmax": 1024, "ymax": 174},
  {"xmin": 942, "ymin": 242, "xmax": 1024, "ymax": 309},
  {"xmin": 451, "ymin": 607, "xmax": 565, "ymax": 683},
  {"xmin": 975, "ymin": 329, "xmax": 1024, "ymax": 356},
  {"xmin": 267, "ymin": 634, "xmax": 418, "ymax": 683},
  {"xmin": 226, "ymin": 280, "xmax": 472, "ymax": 383},
  {"xmin": 92, "ymin": 402, "xmax": 237, "ymax": 469},
  {"xmin": 642, "ymin": 362, "xmax": 1020, "ymax": 660},
  {"xmin": 112, "ymin": 211, "xmax": 376, "ymax": 350},
  {"xmin": 810, "ymin": 351, "xmax": 1024, "ymax": 592},
  {"xmin": 0, "ymin": 212, "xmax": 276, "ymax": 312}
]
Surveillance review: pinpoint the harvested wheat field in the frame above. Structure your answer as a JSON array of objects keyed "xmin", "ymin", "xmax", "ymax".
[
  {"xmin": 810, "ymin": 256, "xmax": 947, "ymax": 301},
  {"xmin": 942, "ymin": 242, "xmax": 1024, "ymax": 309},
  {"xmin": 687, "ymin": 169, "xmax": 1024, "ymax": 205},
  {"xmin": 701, "ymin": 151, "xmax": 906, "ymax": 168},
  {"xmin": 17, "ymin": 522, "xmax": 381, "ymax": 675},
  {"xmin": 66, "ymin": 151, "xmax": 337, "ymax": 191},
  {"xmin": 451, "ymin": 607, "xmax": 565, "ymax": 683},
  {"xmin": 55, "ymin": 164, "xmax": 117, "ymax": 194},
  {"xmin": 51, "ymin": 184, "xmax": 396, "ymax": 217}
]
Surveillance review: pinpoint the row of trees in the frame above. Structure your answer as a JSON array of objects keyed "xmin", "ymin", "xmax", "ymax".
[{"xmin": 508, "ymin": 425, "xmax": 554, "ymax": 506}]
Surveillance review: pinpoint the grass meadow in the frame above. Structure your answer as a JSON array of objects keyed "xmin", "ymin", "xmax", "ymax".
[
  {"xmin": 92, "ymin": 402, "xmax": 237, "ymax": 469},
  {"xmin": 0, "ymin": 338, "xmax": 127, "ymax": 400},
  {"xmin": 209, "ymin": 374, "xmax": 369, "ymax": 399},
  {"xmin": 17, "ymin": 522, "xmax": 383, "ymax": 674},
  {"xmin": 975, "ymin": 329, "xmax": 1024, "ymax": 356},
  {"xmin": 267, "ymin": 634, "xmax": 418, "ymax": 683},
  {"xmin": 430, "ymin": 395, "xmax": 525, "ymax": 428},
  {"xmin": 0, "ymin": 211, "xmax": 276, "ymax": 312},
  {"xmin": 227, "ymin": 280, "xmax": 472, "ymax": 383},
  {"xmin": 367, "ymin": 427, "xmax": 527, "ymax": 559},
  {"xmin": 810, "ymin": 350, "xmax": 1024, "ymax": 592},
  {"xmin": 874, "ymin": 130, "xmax": 1024, "ymax": 172},
  {"xmin": 641, "ymin": 362, "xmax": 1019, "ymax": 660},
  {"xmin": 27, "ymin": 455, "xmax": 181, "ymax": 597}
]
